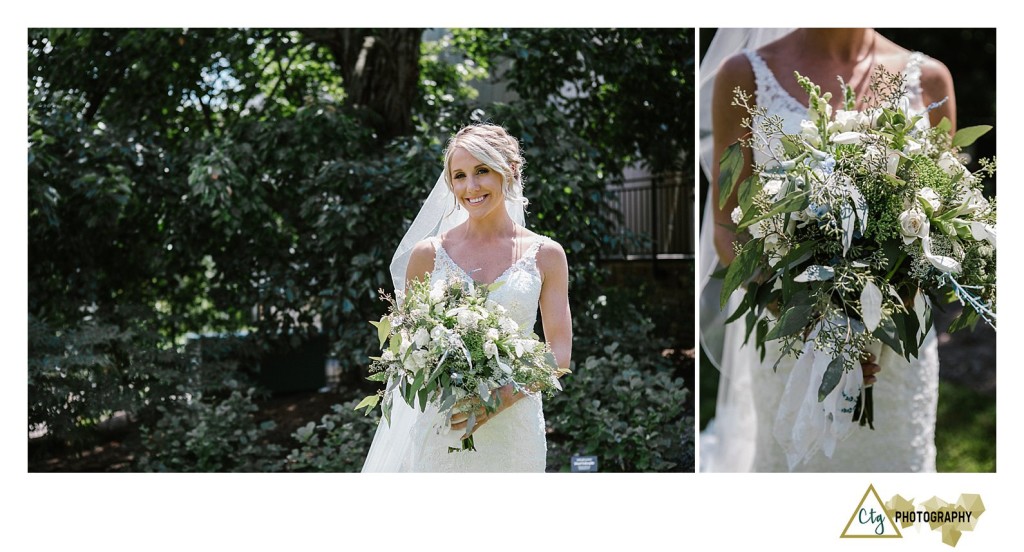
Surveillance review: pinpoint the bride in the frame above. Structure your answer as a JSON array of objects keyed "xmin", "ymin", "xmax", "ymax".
[
  {"xmin": 362, "ymin": 123, "xmax": 572, "ymax": 472},
  {"xmin": 700, "ymin": 28, "xmax": 956, "ymax": 472}
]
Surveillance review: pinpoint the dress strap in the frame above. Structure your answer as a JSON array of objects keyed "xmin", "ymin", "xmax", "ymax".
[
  {"xmin": 743, "ymin": 48, "xmax": 805, "ymax": 115},
  {"xmin": 904, "ymin": 51, "xmax": 926, "ymax": 106}
]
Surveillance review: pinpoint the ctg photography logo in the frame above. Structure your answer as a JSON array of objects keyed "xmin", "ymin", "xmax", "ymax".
[{"xmin": 840, "ymin": 484, "xmax": 985, "ymax": 547}]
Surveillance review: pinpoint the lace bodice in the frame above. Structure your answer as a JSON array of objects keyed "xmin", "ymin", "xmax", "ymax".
[
  {"xmin": 744, "ymin": 48, "xmax": 929, "ymax": 165},
  {"xmin": 430, "ymin": 235, "xmax": 548, "ymax": 334}
]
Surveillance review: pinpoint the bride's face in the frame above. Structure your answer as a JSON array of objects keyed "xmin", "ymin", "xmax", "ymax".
[{"xmin": 448, "ymin": 147, "xmax": 505, "ymax": 216}]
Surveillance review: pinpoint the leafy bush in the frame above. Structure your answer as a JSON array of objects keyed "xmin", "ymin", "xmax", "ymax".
[
  {"xmin": 136, "ymin": 388, "xmax": 282, "ymax": 472},
  {"xmin": 546, "ymin": 293, "xmax": 694, "ymax": 472},
  {"xmin": 283, "ymin": 399, "xmax": 380, "ymax": 472},
  {"xmin": 28, "ymin": 312, "xmax": 185, "ymax": 447}
]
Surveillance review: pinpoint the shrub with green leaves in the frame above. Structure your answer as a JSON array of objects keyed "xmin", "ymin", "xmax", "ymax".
[
  {"xmin": 283, "ymin": 399, "xmax": 380, "ymax": 472},
  {"xmin": 136, "ymin": 388, "xmax": 282, "ymax": 472},
  {"xmin": 546, "ymin": 293, "xmax": 693, "ymax": 472}
]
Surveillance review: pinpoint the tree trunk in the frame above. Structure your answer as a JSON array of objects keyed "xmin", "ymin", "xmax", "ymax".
[{"xmin": 301, "ymin": 28, "xmax": 423, "ymax": 141}]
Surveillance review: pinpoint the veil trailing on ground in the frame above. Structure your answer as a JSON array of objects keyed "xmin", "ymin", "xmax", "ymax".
[
  {"xmin": 698, "ymin": 28, "xmax": 793, "ymax": 472},
  {"xmin": 363, "ymin": 169, "xmax": 526, "ymax": 472}
]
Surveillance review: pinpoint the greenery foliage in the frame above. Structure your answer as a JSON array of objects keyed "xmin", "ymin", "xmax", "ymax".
[{"xmin": 284, "ymin": 400, "xmax": 381, "ymax": 472}]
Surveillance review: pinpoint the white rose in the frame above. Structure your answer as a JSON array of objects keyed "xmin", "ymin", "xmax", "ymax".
[
  {"xmin": 899, "ymin": 209, "xmax": 930, "ymax": 244},
  {"xmin": 937, "ymin": 152, "xmax": 971, "ymax": 180}
]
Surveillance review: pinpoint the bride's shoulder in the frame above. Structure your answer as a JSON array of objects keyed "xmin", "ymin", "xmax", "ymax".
[
  {"xmin": 406, "ymin": 238, "xmax": 439, "ymax": 279},
  {"xmin": 522, "ymin": 232, "xmax": 567, "ymax": 273}
]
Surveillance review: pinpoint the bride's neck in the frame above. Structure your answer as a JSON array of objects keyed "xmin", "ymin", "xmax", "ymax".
[
  {"xmin": 461, "ymin": 209, "xmax": 517, "ymax": 241},
  {"xmin": 798, "ymin": 28, "xmax": 876, "ymax": 62}
]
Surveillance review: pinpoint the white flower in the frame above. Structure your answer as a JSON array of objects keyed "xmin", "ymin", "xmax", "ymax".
[
  {"xmin": 407, "ymin": 349, "xmax": 430, "ymax": 371},
  {"xmin": 861, "ymin": 108, "xmax": 882, "ymax": 129},
  {"xmin": 429, "ymin": 282, "xmax": 445, "ymax": 303},
  {"xmin": 865, "ymin": 145, "xmax": 900, "ymax": 176},
  {"xmin": 486, "ymin": 328, "xmax": 500, "ymax": 341},
  {"xmin": 398, "ymin": 330, "xmax": 411, "ymax": 356},
  {"xmin": 762, "ymin": 178, "xmax": 784, "ymax": 200},
  {"xmin": 937, "ymin": 152, "xmax": 971, "ymax": 180},
  {"xmin": 959, "ymin": 188, "xmax": 991, "ymax": 216},
  {"xmin": 430, "ymin": 325, "xmax": 446, "ymax": 341},
  {"xmin": 903, "ymin": 138, "xmax": 923, "ymax": 156},
  {"xmin": 970, "ymin": 221, "xmax": 997, "ymax": 248},
  {"xmin": 413, "ymin": 327, "xmax": 430, "ymax": 348},
  {"xmin": 381, "ymin": 350, "xmax": 396, "ymax": 363},
  {"xmin": 831, "ymin": 131, "xmax": 868, "ymax": 145},
  {"xmin": 921, "ymin": 236, "xmax": 962, "ymax": 273},
  {"xmin": 899, "ymin": 209, "xmax": 930, "ymax": 244},
  {"xmin": 828, "ymin": 110, "xmax": 862, "ymax": 134},
  {"xmin": 499, "ymin": 317, "xmax": 519, "ymax": 333},
  {"xmin": 483, "ymin": 341, "xmax": 499, "ymax": 359},
  {"xmin": 730, "ymin": 206, "xmax": 743, "ymax": 225},
  {"xmin": 896, "ymin": 95, "xmax": 912, "ymax": 118},
  {"xmin": 800, "ymin": 120, "xmax": 821, "ymax": 147},
  {"xmin": 748, "ymin": 219, "xmax": 764, "ymax": 239},
  {"xmin": 918, "ymin": 187, "xmax": 942, "ymax": 213}
]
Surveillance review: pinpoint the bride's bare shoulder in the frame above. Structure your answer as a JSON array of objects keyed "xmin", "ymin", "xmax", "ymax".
[{"xmin": 406, "ymin": 238, "xmax": 438, "ymax": 282}]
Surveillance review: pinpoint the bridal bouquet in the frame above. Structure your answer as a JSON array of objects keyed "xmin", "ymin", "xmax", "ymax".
[
  {"xmin": 355, "ymin": 276, "xmax": 566, "ymax": 452},
  {"xmin": 719, "ymin": 68, "xmax": 996, "ymax": 433}
]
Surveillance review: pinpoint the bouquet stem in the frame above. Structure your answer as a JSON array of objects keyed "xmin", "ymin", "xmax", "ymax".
[{"xmin": 853, "ymin": 387, "xmax": 875, "ymax": 430}]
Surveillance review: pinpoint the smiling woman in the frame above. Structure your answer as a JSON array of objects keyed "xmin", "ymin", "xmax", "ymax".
[{"xmin": 361, "ymin": 123, "xmax": 572, "ymax": 472}]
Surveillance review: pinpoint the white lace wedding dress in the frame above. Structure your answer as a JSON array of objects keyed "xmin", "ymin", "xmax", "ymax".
[
  {"xmin": 704, "ymin": 49, "xmax": 940, "ymax": 472},
  {"xmin": 361, "ymin": 236, "xmax": 549, "ymax": 472}
]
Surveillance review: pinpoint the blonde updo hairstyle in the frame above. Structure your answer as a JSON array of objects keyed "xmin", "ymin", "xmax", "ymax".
[{"xmin": 442, "ymin": 123, "xmax": 528, "ymax": 209}]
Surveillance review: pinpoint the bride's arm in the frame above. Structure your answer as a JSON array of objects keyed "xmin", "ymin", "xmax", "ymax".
[
  {"xmin": 711, "ymin": 53, "xmax": 758, "ymax": 266},
  {"xmin": 537, "ymin": 240, "xmax": 572, "ymax": 370},
  {"xmin": 919, "ymin": 56, "xmax": 956, "ymax": 132},
  {"xmin": 404, "ymin": 239, "xmax": 436, "ymax": 288}
]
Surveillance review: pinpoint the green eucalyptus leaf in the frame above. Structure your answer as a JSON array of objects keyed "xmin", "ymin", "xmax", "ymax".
[
  {"xmin": 737, "ymin": 175, "xmax": 759, "ymax": 213},
  {"xmin": 952, "ymin": 125, "xmax": 992, "ymax": 148},
  {"xmin": 817, "ymin": 355, "xmax": 846, "ymax": 402},
  {"xmin": 720, "ymin": 239, "xmax": 763, "ymax": 308},
  {"xmin": 718, "ymin": 142, "xmax": 744, "ymax": 210},
  {"xmin": 764, "ymin": 304, "xmax": 813, "ymax": 341}
]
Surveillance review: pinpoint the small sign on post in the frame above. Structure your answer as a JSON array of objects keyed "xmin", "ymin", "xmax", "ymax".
[{"xmin": 571, "ymin": 455, "xmax": 598, "ymax": 472}]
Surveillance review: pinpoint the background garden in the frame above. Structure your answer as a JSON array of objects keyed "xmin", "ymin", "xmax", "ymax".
[{"xmin": 28, "ymin": 28, "xmax": 696, "ymax": 472}]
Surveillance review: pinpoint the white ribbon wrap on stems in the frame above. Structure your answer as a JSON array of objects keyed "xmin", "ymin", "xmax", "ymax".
[{"xmin": 772, "ymin": 322, "xmax": 882, "ymax": 470}]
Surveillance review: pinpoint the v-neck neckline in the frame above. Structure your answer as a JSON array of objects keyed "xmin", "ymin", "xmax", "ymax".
[{"xmin": 435, "ymin": 238, "xmax": 542, "ymax": 286}]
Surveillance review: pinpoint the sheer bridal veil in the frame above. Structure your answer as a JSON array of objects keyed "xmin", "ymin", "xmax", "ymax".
[{"xmin": 698, "ymin": 28, "xmax": 793, "ymax": 472}]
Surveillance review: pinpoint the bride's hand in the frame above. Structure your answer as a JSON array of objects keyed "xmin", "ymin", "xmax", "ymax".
[
  {"xmin": 861, "ymin": 352, "xmax": 880, "ymax": 386},
  {"xmin": 450, "ymin": 384, "xmax": 523, "ymax": 435}
]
